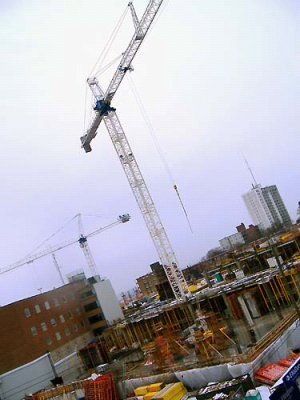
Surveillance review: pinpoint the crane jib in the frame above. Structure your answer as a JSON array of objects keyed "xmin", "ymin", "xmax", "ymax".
[{"xmin": 81, "ymin": 0, "xmax": 164, "ymax": 152}]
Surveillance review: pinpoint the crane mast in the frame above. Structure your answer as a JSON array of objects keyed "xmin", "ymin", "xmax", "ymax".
[
  {"xmin": 78, "ymin": 235, "xmax": 99, "ymax": 278},
  {"xmin": 51, "ymin": 252, "xmax": 65, "ymax": 285},
  {"xmin": 104, "ymin": 110, "xmax": 189, "ymax": 299},
  {"xmin": 81, "ymin": 1, "xmax": 189, "ymax": 300}
]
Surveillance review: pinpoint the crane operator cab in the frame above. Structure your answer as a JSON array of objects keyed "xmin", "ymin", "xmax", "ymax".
[
  {"xmin": 94, "ymin": 99, "xmax": 116, "ymax": 115},
  {"xmin": 78, "ymin": 235, "xmax": 87, "ymax": 247}
]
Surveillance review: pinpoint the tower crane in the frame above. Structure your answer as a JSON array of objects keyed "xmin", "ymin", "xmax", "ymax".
[
  {"xmin": 80, "ymin": 1, "xmax": 189, "ymax": 300},
  {"xmin": 0, "ymin": 214, "xmax": 130, "ymax": 279}
]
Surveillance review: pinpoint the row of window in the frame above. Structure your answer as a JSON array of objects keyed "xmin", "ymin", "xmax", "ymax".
[
  {"xmin": 24, "ymin": 303, "xmax": 81, "ymax": 318},
  {"xmin": 27, "ymin": 310, "xmax": 82, "ymax": 332},
  {"xmin": 31, "ymin": 320, "xmax": 85, "ymax": 338}
]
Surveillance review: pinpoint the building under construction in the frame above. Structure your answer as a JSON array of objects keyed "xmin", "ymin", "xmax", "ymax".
[{"xmin": 98, "ymin": 229, "xmax": 300, "ymax": 379}]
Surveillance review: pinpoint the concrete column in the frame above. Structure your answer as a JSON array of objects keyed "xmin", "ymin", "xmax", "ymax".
[
  {"xmin": 221, "ymin": 293, "xmax": 242, "ymax": 354},
  {"xmin": 203, "ymin": 270, "xmax": 212, "ymax": 288},
  {"xmin": 264, "ymin": 283, "xmax": 283, "ymax": 319},
  {"xmin": 237, "ymin": 296, "xmax": 254, "ymax": 327}
]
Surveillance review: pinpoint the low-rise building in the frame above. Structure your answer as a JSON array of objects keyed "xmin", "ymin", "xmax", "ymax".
[
  {"xmin": 136, "ymin": 272, "xmax": 159, "ymax": 297},
  {"xmin": 219, "ymin": 232, "xmax": 245, "ymax": 251},
  {"xmin": 0, "ymin": 279, "xmax": 91, "ymax": 374},
  {"xmin": 236, "ymin": 222, "xmax": 261, "ymax": 243},
  {"xmin": 0, "ymin": 273, "xmax": 123, "ymax": 374}
]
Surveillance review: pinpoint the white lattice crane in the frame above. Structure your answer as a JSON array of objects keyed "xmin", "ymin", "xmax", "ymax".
[
  {"xmin": 80, "ymin": 1, "xmax": 189, "ymax": 300},
  {"xmin": 0, "ymin": 214, "xmax": 130, "ymax": 280}
]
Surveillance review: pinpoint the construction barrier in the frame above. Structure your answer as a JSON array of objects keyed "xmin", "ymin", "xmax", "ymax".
[{"xmin": 31, "ymin": 374, "xmax": 118, "ymax": 400}]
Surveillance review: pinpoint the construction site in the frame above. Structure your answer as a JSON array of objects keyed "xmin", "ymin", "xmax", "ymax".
[
  {"xmin": 14, "ymin": 229, "xmax": 300, "ymax": 400},
  {"xmin": 0, "ymin": 0, "xmax": 299, "ymax": 400}
]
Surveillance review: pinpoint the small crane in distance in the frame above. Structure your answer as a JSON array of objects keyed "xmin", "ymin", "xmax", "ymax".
[
  {"xmin": 80, "ymin": 1, "xmax": 190, "ymax": 300},
  {"xmin": 0, "ymin": 214, "xmax": 130, "ymax": 280}
]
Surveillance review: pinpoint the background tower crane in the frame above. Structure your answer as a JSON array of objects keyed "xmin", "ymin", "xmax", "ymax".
[
  {"xmin": 0, "ymin": 214, "xmax": 130, "ymax": 280},
  {"xmin": 80, "ymin": 1, "xmax": 189, "ymax": 300}
]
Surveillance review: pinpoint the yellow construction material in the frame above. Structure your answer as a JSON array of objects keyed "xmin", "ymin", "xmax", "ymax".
[
  {"xmin": 147, "ymin": 383, "xmax": 164, "ymax": 392},
  {"xmin": 134, "ymin": 386, "xmax": 149, "ymax": 396},
  {"xmin": 153, "ymin": 382, "xmax": 187, "ymax": 400},
  {"xmin": 188, "ymin": 285, "xmax": 198, "ymax": 293},
  {"xmin": 144, "ymin": 392, "xmax": 158, "ymax": 400}
]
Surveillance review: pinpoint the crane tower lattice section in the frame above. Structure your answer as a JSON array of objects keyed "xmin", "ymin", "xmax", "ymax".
[{"xmin": 104, "ymin": 110, "xmax": 189, "ymax": 299}]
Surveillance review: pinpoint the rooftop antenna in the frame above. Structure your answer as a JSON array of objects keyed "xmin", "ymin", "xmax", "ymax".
[{"xmin": 243, "ymin": 157, "xmax": 258, "ymax": 188}]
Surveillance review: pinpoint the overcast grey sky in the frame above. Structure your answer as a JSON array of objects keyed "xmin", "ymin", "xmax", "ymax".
[{"xmin": 0, "ymin": 0, "xmax": 299, "ymax": 305}]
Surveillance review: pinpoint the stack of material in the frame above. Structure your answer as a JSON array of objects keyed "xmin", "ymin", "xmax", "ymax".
[
  {"xmin": 196, "ymin": 375, "xmax": 254, "ymax": 400},
  {"xmin": 31, "ymin": 380, "xmax": 86, "ymax": 400},
  {"xmin": 134, "ymin": 386, "xmax": 148, "ymax": 397},
  {"xmin": 84, "ymin": 373, "xmax": 118, "ymax": 400},
  {"xmin": 255, "ymin": 353, "xmax": 300, "ymax": 385},
  {"xmin": 278, "ymin": 353, "xmax": 300, "ymax": 367},
  {"xmin": 144, "ymin": 383, "xmax": 164, "ymax": 400},
  {"xmin": 134, "ymin": 382, "xmax": 164, "ymax": 400},
  {"xmin": 152, "ymin": 382, "xmax": 187, "ymax": 400},
  {"xmin": 254, "ymin": 363, "xmax": 288, "ymax": 385}
]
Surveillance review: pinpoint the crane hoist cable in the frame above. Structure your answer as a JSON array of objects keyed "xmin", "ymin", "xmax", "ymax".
[
  {"xmin": 84, "ymin": 5, "xmax": 128, "ymax": 132},
  {"xmin": 94, "ymin": 54, "xmax": 122, "ymax": 78},
  {"xmin": 127, "ymin": 74, "xmax": 193, "ymax": 233},
  {"xmin": 88, "ymin": 5, "xmax": 129, "ymax": 78},
  {"xmin": 17, "ymin": 214, "xmax": 79, "ymax": 265}
]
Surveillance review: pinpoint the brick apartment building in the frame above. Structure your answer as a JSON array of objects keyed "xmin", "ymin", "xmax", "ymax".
[
  {"xmin": 136, "ymin": 262, "xmax": 175, "ymax": 301},
  {"xmin": 0, "ymin": 274, "xmax": 123, "ymax": 374},
  {"xmin": 136, "ymin": 272, "xmax": 159, "ymax": 297}
]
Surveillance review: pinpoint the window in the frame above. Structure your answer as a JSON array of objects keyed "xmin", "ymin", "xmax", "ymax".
[
  {"xmin": 46, "ymin": 336, "xmax": 52, "ymax": 345},
  {"xmin": 62, "ymin": 296, "xmax": 67, "ymax": 303},
  {"xmin": 55, "ymin": 332, "xmax": 61, "ymax": 341},
  {"xmin": 73, "ymin": 323, "xmax": 78, "ymax": 333},
  {"xmin": 44, "ymin": 301, "xmax": 50, "ymax": 310},
  {"xmin": 53, "ymin": 298, "xmax": 60, "ymax": 307},
  {"xmin": 68, "ymin": 311, "xmax": 73, "ymax": 319},
  {"xmin": 31, "ymin": 326, "xmax": 38, "ymax": 336},
  {"xmin": 64, "ymin": 327, "xmax": 70, "ymax": 336},
  {"xmin": 59, "ymin": 314, "xmax": 65, "ymax": 323},
  {"xmin": 35, "ymin": 304, "xmax": 41, "ymax": 314},
  {"xmin": 80, "ymin": 290, "xmax": 93, "ymax": 300},
  {"xmin": 50, "ymin": 318, "xmax": 57, "ymax": 326},
  {"xmin": 88, "ymin": 314, "xmax": 104, "ymax": 324},
  {"xmin": 41, "ymin": 322, "xmax": 48, "ymax": 331},
  {"xmin": 84, "ymin": 302, "xmax": 98, "ymax": 313},
  {"xmin": 24, "ymin": 308, "xmax": 31, "ymax": 318}
]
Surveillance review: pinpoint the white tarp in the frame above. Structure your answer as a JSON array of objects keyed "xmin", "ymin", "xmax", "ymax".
[
  {"xmin": 0, "ymin": 354, "xmax": 54, "ymax": 400},
  {"xmin": 54, "ymin": 352, "xmax": 85, "ymax": 383},
  {"xmin": 0, "ymin": 352, "xmax": 84, "ymax": 400}
]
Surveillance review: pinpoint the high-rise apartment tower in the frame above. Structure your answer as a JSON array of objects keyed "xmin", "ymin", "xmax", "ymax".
[{"xmin": 243, "ymin": 184, "xmax": 291, "ymax": 231}]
